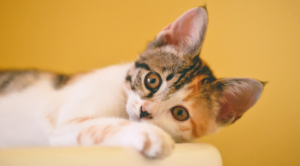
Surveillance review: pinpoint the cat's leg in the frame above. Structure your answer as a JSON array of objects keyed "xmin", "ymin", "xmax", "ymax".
[{"xmin": 49, "ymin": 117, "xmax": 175, "ymax": 159}]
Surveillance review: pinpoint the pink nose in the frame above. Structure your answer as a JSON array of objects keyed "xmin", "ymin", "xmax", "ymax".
[
  {"xmin": 142, "ymin": 101, "xmax": 151, "ymax": 111},
  {"xmin": 141, "ymin": 104, "xmax": 148, "ymax": 112}
]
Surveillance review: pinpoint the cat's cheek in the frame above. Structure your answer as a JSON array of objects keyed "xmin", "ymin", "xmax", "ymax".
[{"xmin": 125, "ymin": 92, "xmax": 143, "ymax": 121}]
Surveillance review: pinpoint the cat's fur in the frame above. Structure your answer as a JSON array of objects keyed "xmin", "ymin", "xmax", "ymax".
[{"xmin": 0, "ymin": 7, "xmax": 265, "ymax": 158}]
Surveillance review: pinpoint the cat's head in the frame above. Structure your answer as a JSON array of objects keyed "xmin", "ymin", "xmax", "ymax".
[{"xmin": 125, "ymin": 7, "xmax": 265, "ymax": 142}]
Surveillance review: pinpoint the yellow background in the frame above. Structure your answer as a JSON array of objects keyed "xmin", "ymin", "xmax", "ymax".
[{"xmin": 0, "ymin": 0, "xmax": 299, "ymax": 165}]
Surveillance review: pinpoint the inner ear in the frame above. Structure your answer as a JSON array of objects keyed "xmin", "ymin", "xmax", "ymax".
[
  {"xmin": 148, "ymin": 7, "xmax": 208, "ymax": 57},
  {"xmin": 212, "ymin": 78, "xmax": 265, "ymax": 126}
]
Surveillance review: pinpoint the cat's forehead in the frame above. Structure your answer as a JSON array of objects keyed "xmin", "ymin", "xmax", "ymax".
[{"xmin": 136, "ymin": 49, "xmax": 186, "ymax": 72}]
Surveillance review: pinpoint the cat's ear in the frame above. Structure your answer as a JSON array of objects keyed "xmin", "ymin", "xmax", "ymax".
[
  {"xmin": 211, "ymin": 78, "xmax": 265, "ymax": 126},
  {"xmin": 148, "ymin": 7, "xmax": 208, "ymax": 57}
]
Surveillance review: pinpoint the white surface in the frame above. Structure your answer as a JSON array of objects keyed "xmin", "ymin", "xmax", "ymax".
[{"xmin": 0, "ymin": 143, "xmax": 222, "ymax": 166}]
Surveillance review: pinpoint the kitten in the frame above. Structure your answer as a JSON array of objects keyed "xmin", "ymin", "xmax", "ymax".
[{"xmin": 0, "ymin": 7, "xmax": 265, "ymax": 159}]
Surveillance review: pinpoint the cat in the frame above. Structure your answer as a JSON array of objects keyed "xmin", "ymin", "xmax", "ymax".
[{"xmin": 0, "ymin": 7, "xmax": 265, "ymax": 159}]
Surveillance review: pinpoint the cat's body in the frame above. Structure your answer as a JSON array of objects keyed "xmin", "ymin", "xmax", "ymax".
[
  {"xmin": 0, "ymin": 7, "xmax": 265, "ymax": 159},
  {"xmin": 0, "ymin": 64, "xmax": 131, "ymax": 147}
]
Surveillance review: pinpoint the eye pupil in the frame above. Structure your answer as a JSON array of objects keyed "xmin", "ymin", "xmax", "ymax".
[
  {"xmin": 177, "ymin": 110, "xmax": 183, "ymax": 116},
  {"xmin": 150, "ymin": 78, "xmax": 156, "ymax": 84}
]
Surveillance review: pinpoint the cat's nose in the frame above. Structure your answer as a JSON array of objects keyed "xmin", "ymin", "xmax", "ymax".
[{"xmin": 140, "ymin": 106, "xmax": 152, "ymax": 119}]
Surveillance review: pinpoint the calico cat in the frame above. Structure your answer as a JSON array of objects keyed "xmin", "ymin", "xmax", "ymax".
[{"xmin": 0, "ymin": 7, "xmax": 265, "ymax": 159}]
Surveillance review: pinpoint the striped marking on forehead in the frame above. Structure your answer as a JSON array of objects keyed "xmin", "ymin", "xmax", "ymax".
[
  {"xmin": 171, "ymin": 56, "xmax": 202, "ymax": 90},
  {"xmin": 170, "ymin": 57, "xmax": 215, "ymax": 91}
]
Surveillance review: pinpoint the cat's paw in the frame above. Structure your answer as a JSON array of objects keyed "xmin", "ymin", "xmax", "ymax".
[
  {"xmin": 139, "ymin": 125, "xmax": 175, "ymax": 159},
  {"xmin": 122, "ymin": 123, "xmax": 175, "ymax": 159}
]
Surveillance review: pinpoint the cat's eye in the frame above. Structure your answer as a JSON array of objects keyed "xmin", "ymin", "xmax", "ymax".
[
  {"xmin": 171, "ymin": 106, "xmax": 189, "ymax": 121},
  {"xmin": 144, "ymin": 72, "xmax": 161, "ymax": 92}
]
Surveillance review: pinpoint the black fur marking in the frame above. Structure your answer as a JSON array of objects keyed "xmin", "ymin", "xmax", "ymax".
[
  {"xmin": 214, "ymin": 81, "xmax": 225, "ymax": 91},
  {"xmin": 125, "ymin": 75, "xmax": 132, "ymax": 82},
  {"xmin": 172, "ymin": 57, "xmax": 216, "ymax": 90},
  {"xmin": 135, "ymin": 62, "xmax": 150, "ymax": 71},
  {"xmin": 131, "ymin": 70, "xmax": 142, "ymax": 92},
  {"xmin": 172, "ymin": 57, "xmax": 202, "ymax": 89},
  {"xmin": 173, "ymin": 63, "xmax": 197, "ymax": 87},
  {"xmin": 0, "ymin": 70, "xmax": 39, "ymax": 94},
  {"xmin": 54, "ymin": 74, "xmax": 71, "ymax": 89},
  {"xmin": 0, "ymin": 72, "xmax": 15, "ymax": 92},
  {"xmin": 131, "ymin": 85, "xmax": 136, "ymax": 91},
  {"xmin": 196, "ymin": 66, "xmax": 216, "ymax": 82},
  {"xmin": 145, "ymin": 92, "xmax": 154, "ymax": 99},
  {"xmin": 166, "ymin": 73, "xmax": 174, "ymax": 81}
]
